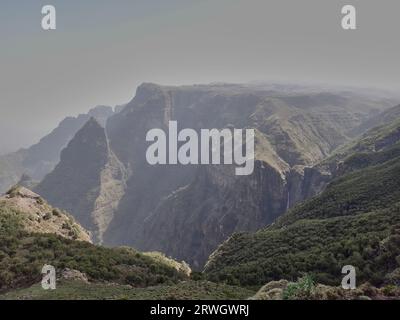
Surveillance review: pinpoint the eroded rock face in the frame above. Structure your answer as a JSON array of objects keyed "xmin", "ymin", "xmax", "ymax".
[
  {"xmin": 102, "ymin": 84, "xmax": 391, "ymax": 268},
  {"xmin": 91, "ymin": 150, "xmax": 127, "ymax": 243},
  {"xmin": 137, "ymin": 161, "xmax": 289, "ymax": 268},
  {"xmin": 32, "ymin": 83, "xmax": 397, "ymax": 268}
]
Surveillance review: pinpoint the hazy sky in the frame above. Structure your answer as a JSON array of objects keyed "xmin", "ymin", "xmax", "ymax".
[{"xmin": 0, "ymin": 0, "xmax": 399, "ymax": 153}]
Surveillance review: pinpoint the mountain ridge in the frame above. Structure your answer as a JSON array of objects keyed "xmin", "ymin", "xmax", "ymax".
[{"xmin": 35, "ymin": 82, "xmax": 398, "ymax": 268}]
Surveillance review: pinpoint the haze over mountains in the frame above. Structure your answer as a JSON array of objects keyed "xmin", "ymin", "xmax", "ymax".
[
  {"xmin": 0, "ymin": 106, "xmax": 115, "ymax": 194},
  {"xmin": 1, "ymin": 81, "xmax": 400, "ymax": 300},
  {"xmin": 2, "ymin": 82, "xmax": 398, "ymax": 270}
]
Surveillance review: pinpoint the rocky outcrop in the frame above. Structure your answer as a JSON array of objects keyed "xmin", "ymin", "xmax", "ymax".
[
  {"xmin": 59, "ymin": 269, "xmax": 89, "ymax": 283},
  {"xmin": 0, "ymin": 186, "xmax": 91, "ymax": 242}
]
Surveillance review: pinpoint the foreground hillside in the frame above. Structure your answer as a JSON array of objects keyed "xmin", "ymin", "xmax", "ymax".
[
  {"xmin": 0, "ymin": 280, "xmax": 254, "ymax": 300},
  {"xmin": 0, "ymin": 186, "xmax": 91, "ymax": 242},
  {"xmin": 204, "ymin": 119, "xmax": 400, "ymax": 288},
  {"xmin": 0, "ymin": 186, "xmax": 254, "ymax": 300},
  {"xmin": 0, "ymin": 187, "xmax": 189, "ymax": 292}
]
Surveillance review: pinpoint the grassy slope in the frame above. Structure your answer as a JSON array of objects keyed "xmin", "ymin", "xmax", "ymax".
[
  {"xmin": 0, "ymin": 205, "xmax": 187, "ymax": 292},
  {"xmin": 204, "ymin": 142, "xmax": 400, "ymax": 287},
  {"xmin": 0, "ymin": 280, "xmax": 255, "ymax": 300}
]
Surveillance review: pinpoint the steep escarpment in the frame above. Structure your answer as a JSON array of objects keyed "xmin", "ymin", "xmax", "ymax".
[
  {"xmin": 138, "ymin": 161, "xmax": 288, "ymax": 268},
  {"xmin": 102, "ymin": 83, "xmax": 392, "ymax": 267},
  {"xmin": 28, "ymin": 83, "xmax": 396, "ymax": 269}
]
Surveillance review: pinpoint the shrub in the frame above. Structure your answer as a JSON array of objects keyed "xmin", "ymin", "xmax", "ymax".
[
  {"xmin": 283, "ymin": 275, "xmax": 315, "ymax": 300},
  {"xmin": 52, "ymin": 209, "xmax": 61, "ymax": 217}
]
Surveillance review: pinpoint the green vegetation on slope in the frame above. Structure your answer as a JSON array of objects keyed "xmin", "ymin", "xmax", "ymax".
[
  {"xmin": 278, "ymin": 144, "xmax": 400, "ymax": 226},
  {"xmin": 205, "ymin": 143, "xmax": 400, "ymax": 287},
  {"xmin": 0, "ymin": 205, "xmax": 187, "ymax": 292},
  {"xmin": 0, "ymin": 280, "xmax": 255, "ymax": 300},
  {"xmin": 322, "ymin": 116, "xmax": 400, "ymax": 169}
]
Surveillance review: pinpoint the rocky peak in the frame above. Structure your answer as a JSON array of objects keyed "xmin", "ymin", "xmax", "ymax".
[
  {"xmin": 34, "ymin": 118, "xmax": 109, "ymax": 231},
  {"xmin": 134, "ymin": 83, "xmax": 165, "ymax": 103},
  {"xmin": 5, "ymin": 185, "xmax": 40, "ymax": 199},
  {"xmin": 35, "ymin": 117, "xmax": 127, "ymax": 243}
]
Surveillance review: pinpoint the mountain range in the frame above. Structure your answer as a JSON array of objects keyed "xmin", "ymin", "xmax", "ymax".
[
  {"xmin": 22, "ymin": 82, "xmax": 398, "ymax": 268},
  {"xmin": 1, "ymin": 82, "xmax": 400, "ymax": 299}
]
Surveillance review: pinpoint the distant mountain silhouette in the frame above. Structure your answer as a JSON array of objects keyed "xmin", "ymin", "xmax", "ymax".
[{"xmin": 0, "ymin": 106, "xmax": 115, "ymax": 193}]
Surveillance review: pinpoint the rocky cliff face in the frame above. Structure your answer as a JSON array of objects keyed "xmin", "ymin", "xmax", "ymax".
[
  {"xmin": 103, "ymin": 83, "xmax": 394, "ymax": 267},
  {"xmin": 30, "ymin": 83, "xmax": 398, "ymax": 268},
  {"xmin": 91, "ymin": 149, "xmax": 127, "ymax": 243},
  {"xmin": 137, "ymin": 161, "xmax": 289, "ymax": 268}
]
